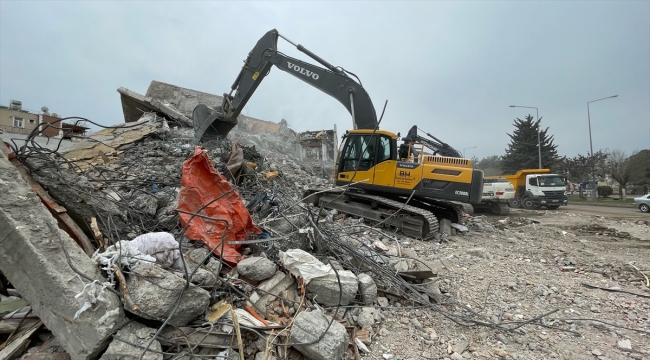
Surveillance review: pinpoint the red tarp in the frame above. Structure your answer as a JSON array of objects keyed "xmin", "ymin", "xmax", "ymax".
[{"xmin": 178, "ymin": 147, "xmax": 260, "ymax": 264}]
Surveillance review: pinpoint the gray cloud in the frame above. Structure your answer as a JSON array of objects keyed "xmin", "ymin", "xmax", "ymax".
[{"xmin": 1, "ymin": 1, "xmax": 648, "ymax": 159}]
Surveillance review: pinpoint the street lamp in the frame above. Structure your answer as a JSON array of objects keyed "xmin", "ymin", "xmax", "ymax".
[
  {"xmin": 587, "ymin": 95, "xmax": 618, "ymax": 156},
  {"xmin": 463, "ymin": 146, "xmax": 477, "ymax": 158},
  {"xmin": 509, "ymin": 105, "xmax": 542, "ymax": 169}
]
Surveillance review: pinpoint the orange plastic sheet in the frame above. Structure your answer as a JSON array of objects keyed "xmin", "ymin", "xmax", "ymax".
[{"xmin": 178, "ymin": 147, "xmax": 260, "ymax": 264}]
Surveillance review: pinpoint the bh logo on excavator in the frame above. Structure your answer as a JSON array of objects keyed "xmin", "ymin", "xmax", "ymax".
[{"xmin": 287, "ymin": 62, "xmax": 320, "ymax": 80}]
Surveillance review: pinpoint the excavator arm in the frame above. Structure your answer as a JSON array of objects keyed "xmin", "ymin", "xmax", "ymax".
[
  {"xmin": 401, "ymin": 125, "xmax": 463, "ymax": 158},
  {"xmin": 194, "ymin": 29, "xmax": 378, "ymax": 142}
]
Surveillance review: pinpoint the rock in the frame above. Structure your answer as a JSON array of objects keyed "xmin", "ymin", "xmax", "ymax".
[
  {"xmin": 617, "ymin": 339, "xmax": 632, "ymax": 351},
  {"xmin": 591, "ymin": 349, "xmax": 602, "ymax": 356},
  {"xmin": 255, "ymin": 353, "xmax": 276, "ymax": 360},
  {"xmin": 411, "ymin": 318, "xmax": 422, "ymax": 328},
  {"xmin": 379, "ymin": 328, "xmax": 390, "ymax": 336},
  {"xmin": 382, "ymin": 354, "xmax": 394, "ymax": 360},
  {"xmin": 126, "ymin": 263, "xmax": 211, "ymax": 326},
  {"xmin": 290, "ymin": 308, "xmax": 349, "ymax": 360},
  {"xmin": 237, "ymin": 257, "xmax": 277, "ymax": 281},
  {"xmin": 357, "ymin": 307, "xmax": 376, "ymax": 328},
  {"xmin": 590, "ymin": 306, "xmax": 600, "ymax": 313},
  {"xmin": 189, "ymin": 267, "xmax": 218, "ymax": 287},
  {"xmin": 450, "ymin": 352, "xmax": 463, "ymax": 360},
  {"xmin": 422, "ymin": 281, "xmax": 445, "ymax": 303},
  {"xmin": 100, "ymin": 322, "xmax": 162, "ymax": 360},
  {"xmin": 377, "ymin": 297, "xmax": 389, "ymax": 307},
  {"xmin": 453, "ymin": 339, "xmax": 469, "ymax": 354},
  {"xmin": 307, "ymin": 270, "xmax": 359, "ymax": 306},
  {"xmin": 439, "ymin": 218, "xmax": 452, "ymax": 236},
  {"xmin": 357, "ymin": 273, "xmax": 377, "ymax": 305},
  {"xmin": 492, "ymin": 347, "xmax": 508, "ymax": 357},
  {"xmin": 467, "ymin": 247, "xmax": 491, "ymax": 259}
]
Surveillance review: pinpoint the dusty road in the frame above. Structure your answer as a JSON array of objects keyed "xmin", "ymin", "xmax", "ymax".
[{"xmin": 564, "ymin": 203, "xmax": 648, "ymax": 220}]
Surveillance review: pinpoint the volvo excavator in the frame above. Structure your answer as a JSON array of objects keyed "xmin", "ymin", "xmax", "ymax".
[{"xmin": 193, "ymin": 29, "xmax": 484, "ymax": 239}]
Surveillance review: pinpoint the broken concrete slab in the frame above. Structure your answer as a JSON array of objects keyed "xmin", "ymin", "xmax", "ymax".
[
  {"xmin": 237, "ymin": 256, "xmax": 277, "ymax": 281},
  {"xmin": 357, "ymin": 273, "xmax": 377, "ymax": 305},
  {"xmin": 100, "ymin": 322, "xmax": 162, "ymax": 360},
  {"xmin": 118, "ymin": 85, "xmax": 192, "ymax": 127},
  {"xmin": 306, "ymin": 270, "xmax": 358, "ymax": 306},
  {"xmin": 247, "ymin": 271, "xmax": 295, "ymax": 314},
  {"xmin": 290, "ymin": 308, "xmax": 349, "ymax": 360},
  {"xmin": 60, "ymin": 114, "xmax": 160, "ymax": 170},
  {"xmin": 0, "ymin": 155, "xmax": 126, "ymax": 360},
  {"xmin": 126, "ymin": 263, "xmax": 210, "ymax": 326}
]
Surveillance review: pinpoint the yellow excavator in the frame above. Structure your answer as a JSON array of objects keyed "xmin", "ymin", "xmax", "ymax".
[{"xmin": 193, "ymin": 29, "xmax": 484, "ymax": 239}]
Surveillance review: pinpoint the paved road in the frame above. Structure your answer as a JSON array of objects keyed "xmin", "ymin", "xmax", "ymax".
[{"xmin": 564, "ymin": 203, "xmax": 648, "ymax": 220}]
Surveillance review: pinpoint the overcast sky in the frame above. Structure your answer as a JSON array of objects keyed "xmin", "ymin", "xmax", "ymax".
[{"xmin": 1, "ymin": 1, "xmax": 648, "ymax": 159}]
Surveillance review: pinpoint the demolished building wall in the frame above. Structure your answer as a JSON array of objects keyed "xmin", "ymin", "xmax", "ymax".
[{"xmin": 0, "ymin": 154, "xmax": 126, "ymax": 360}]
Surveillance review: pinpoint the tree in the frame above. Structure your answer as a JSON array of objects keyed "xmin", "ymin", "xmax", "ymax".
[
  {"xmin": 605, "ymin": 150, "xmax": 637, "ymax": 198},
  {"xmin": 627, "ymin": 149, "xmax": 650, "ymax": 193},
  {"xmin": 501, "ymin": 115, "xmax": 559, "ymax": 174},
  {"xmin": 474, "ymin": 155, "xmax": 503, "ymax": 176},
  {"xmin": 553, "ymin": 150, "xmax": 608, "ymax": 182}
]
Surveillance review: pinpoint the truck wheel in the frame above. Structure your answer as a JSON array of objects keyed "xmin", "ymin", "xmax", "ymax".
[
  {"xmin": 640, "ymin": 204, "xmax": 650, "ymax": 213},
  {"xmin": 546, "ymin": 205, "xmax": 560, "ymax": 210},
  {"xmin": 522, "ymin": 197, "xmax": 537, "ymax": 210},
  {"xmin": 491, "ymin": 202, "xmax": 510, "ymax": 216},
  {"xmin": 508, "ymin": 198, "xmax": 521, "ymax": 208}
]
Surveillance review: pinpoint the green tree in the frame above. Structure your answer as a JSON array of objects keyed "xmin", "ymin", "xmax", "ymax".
[
  {"xmin": 474, "ymin": 155, "xmax": 503, "ymax": 176},
  {"xmin": 553, "ymin": 150, "xmax": 608, "ymax": 182},
  {"xmin": 501, "ymin": 115, "xmax": 559, "ymax": 174},
  {"xmin": 627, "ymin": 149, "xmax": 650, "ymax": 192}
]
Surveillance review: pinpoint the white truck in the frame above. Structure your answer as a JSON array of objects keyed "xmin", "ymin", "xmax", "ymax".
[
  {"xmin": 474, "ymin": 178, "xmax": 515, "ymax": 215},
  {"xmin": 487, "ymin": 169, "xmax": 568, "ymax": 210}
]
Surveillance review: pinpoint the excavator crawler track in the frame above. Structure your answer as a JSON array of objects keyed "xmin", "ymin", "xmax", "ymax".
[{"xmin": 304, "ymin": 188, "xmax": 439, "ymax": 240}]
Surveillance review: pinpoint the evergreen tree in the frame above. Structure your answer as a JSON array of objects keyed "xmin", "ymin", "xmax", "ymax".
[{"xmin": 501, "ymin": 115, "xmax": 559, "ymax": 174}]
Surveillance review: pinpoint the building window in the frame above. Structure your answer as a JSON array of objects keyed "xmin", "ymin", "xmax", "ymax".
[
  {"xmin": 13, "ymin": 117, "xmax": 24, "ymax": 128},
  {"xmin": 29, "ymin": 119, "xmax": 35, "ymax": 124}
]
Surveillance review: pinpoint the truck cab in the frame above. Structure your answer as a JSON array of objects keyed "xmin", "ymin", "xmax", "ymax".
[{"xmin": 519, "ymin": 174, "xmax": 568, "ymax": 209}]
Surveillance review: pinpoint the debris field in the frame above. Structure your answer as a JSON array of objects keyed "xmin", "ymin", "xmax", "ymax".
[{"xmin": 0, "ymin": 82, "xmax": 648, "ymax": 360}]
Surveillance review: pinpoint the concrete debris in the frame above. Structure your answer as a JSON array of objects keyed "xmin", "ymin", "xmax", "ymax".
[
  {"xmin": 125, "ymin": 263, "xmax": 210, "ymax": 326},
  {"xmin": 100, "ymin": 322, "xmax": 162, "ymax": 360},
  {"xmin": 357, "ymin": 273, "xmax": 378, "ymax": 305},
  {"xmin": 306, "ymin": 269, "xmax": 359, "ymax": 306},
  {"xmin": 247, "ymin": 271, "xmax": 296, "ymax": 313},
  {"xmin": 236, "ymin": 256, "xmax": 277, "ymax": 281},
  {"xmin": 0, "ymin": 155, "xmax": 125, "ymax": 360},
  {"xmin": 290, "ymin": 308, "xmax": 349, "ymax": 360},
  {"xmin": 3, "ymin": 79, "xmax": 648, "ymax": 360}
]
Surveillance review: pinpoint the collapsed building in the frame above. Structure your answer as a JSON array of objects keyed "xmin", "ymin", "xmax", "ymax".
[{"xmin": 2, "ymin": 81, "xmax": 649, "ymax": 360}]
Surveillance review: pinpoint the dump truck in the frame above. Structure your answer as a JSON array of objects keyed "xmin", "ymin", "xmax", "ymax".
[
  {"xmin": 487, "ymin": 169, "xmax": 568, "ymax": 210},
  {"xmin": 473, "ymin": 178, "xmax": 515, "ymax": 215}
]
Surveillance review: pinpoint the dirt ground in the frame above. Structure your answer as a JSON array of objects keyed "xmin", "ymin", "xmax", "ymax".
[{"xmin": 361, "ymin": 206, "xmax": 650, "ymax": 360}]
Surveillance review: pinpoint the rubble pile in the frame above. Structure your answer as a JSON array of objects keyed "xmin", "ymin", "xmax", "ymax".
[{"xmin": 2, "ymin": 84, "xmax": 649, "ymax": 360}]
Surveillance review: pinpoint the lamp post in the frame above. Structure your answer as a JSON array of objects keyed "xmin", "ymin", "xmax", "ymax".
[
  {"xmin": 463, "ymin": 146, "xmax": 477, "ymax": 158},
  {"xmin": 509, "ymin": 105, "xmax": 541, "ymax": 169},
  {"xmin": 587, "ymin": 95, "xmax": 618, "ymax": 156}
]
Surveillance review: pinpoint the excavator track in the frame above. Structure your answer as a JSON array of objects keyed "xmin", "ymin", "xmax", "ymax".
[{"xmin": 304, "ymin": 188, "xmax": 439, "ymax": 240}]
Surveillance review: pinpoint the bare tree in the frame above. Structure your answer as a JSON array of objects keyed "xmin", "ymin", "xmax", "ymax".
[{"xmin": 605, "ymin": 150, "xmax": 637, "ymax": 198}]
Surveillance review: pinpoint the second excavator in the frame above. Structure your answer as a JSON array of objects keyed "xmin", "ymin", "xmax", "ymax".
[{"xmin": 193, "ymin": 29, "xmax": 484, "ymax": 239}]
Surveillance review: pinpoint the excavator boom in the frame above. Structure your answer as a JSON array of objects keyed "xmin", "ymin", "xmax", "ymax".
[{"xmin": 194, "ymin": 29, "xmax": 378, "ymax": 142}]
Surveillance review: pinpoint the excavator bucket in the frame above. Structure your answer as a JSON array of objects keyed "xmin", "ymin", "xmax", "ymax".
[{"xmin": 192, "ymin": 104, "xmax": 238, "ymax": 143}]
